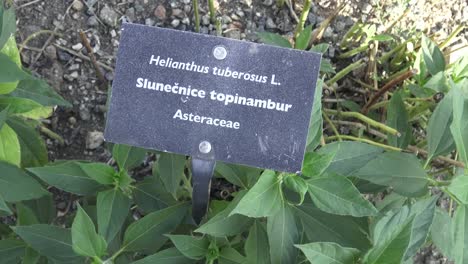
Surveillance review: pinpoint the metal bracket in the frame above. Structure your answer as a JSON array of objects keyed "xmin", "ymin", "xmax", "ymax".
[{"xmin": 191, "ymin": 141, "xmax": 216, "ymax": 224}]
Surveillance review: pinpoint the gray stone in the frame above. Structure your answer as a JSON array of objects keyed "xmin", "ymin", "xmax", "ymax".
[
  {"xmin": 72, "ymin": 0, "xmax": 84, "ymax": 11},
  {"xmin": 154, "ymin": 5, "xmax": 167, "ymax": 20},
  {"xmin": 323, "ymin": 27, "xmax": 333, "ymax": 38},
  {"xmin": 266, "ymin": 17, "xmax": 276, "ymax": 29},
  {"xmin": 145, "ymin": 18, "xmax": 155, "ymax": 26},
  {"xmin": 86, "ymin": 131, "xmax": 104, "ymax": 149},
  {"xmin": 202, "ymin": 15, "xmax": 210, "ymax": 25},
  {"xmin": 68, "ymin": 116, "xmax": 77, "ymax": 125},
  {"xmin": 87, "ymin": 16, "xmax": 99, "ymax": 26},
  {"xmin": 125, "ymin": 7, "xmax": 136, "ymax": 22},
  {"xmin": 99, "ymin": 5, "xmax": 119, "ymax": 27},
  {"xmin": 44, "ymin": 45, "xmax": 57, "ymax": 60},
  {"xmin": 172, "ymin": 8, "xmax": 184, "ymax": 18},
  {"xmin": 171, "ymin": 19, "xmax": 180, "ymax": 28},
  {"xmin": 79, "ymin": 107, "xmax": 91, "ymax": 121},
  {"xmin": 226, "ymin": 30, "xmax": 241, "ymax": 40},
  {"xmin": 72, "ymin": 43, "xmax": 83, "ymax": 50},
  {"xmin": 182, "ymin": 17, "xmax": 190, "ymax": 25},
  {"xmin": 263, "ymin": 0, "xmax": 274, "ymax": 6}
]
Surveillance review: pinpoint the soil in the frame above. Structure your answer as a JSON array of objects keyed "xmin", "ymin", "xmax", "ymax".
[{"xmin": 12, "ymin": 0, "xmax": 468, "ymax": 263}]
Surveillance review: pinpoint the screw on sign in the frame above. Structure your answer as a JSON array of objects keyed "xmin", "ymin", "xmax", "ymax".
[{"xmin": 104, "ymin": 23, "xmax": 321, "ymax": 223}]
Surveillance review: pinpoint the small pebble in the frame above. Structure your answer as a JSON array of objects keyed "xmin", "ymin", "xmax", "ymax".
[
  {"xmin": 86, "ymin": 131, "xmax": 104, "ymax": 149},
  {"xmin": 44, "ymin": 45, "xmax": 57, "ymax": 60},
  {"xmin": 171, "ymin": 19, "xmax": 180, "ymax": 28},
  {"xmin": 68, "ymin": 116, "xmax": 77, "ymax": 125},
  {"xmin": 72, "ymin": 0, "xmax": 84, "ymax": 11},
  {"xmin": 71, "ymin": 43, "xmax": 83, "ymax": 51},
  {"xmin": 154, "ymin": 5, "xmax": 167, "ymax": 20},
  {"xmin": 87, "ymin": 16, "xmax": 99, "ymax": 26}
]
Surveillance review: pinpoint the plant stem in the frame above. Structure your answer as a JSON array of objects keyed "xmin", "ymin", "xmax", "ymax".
[
  {"xmin": 39, "ymin": 125, "xmax": 65, "ymax": 145},
  {"xmin": 338, "ymin": 44, "xmax": 368, "ymax": 58},
  {"xmin": 322, "ymin": 112, "xmax": 341, "ymax": 141},
  {"xmin": 293, "ymin": 0, "xmax": 311, "ymax": 39},
  {"xmin": 208, "ymin": 0, "xmax": 216, "ymax": 23},
  {"xmin": 192, "ymin": 0, "xmax": 200, "ymax": 32},
  {"xmin": 324, "ymin": 108, "xmax": 400, "ymax": 136},
  {"xmin": 326, "ymin": 135, "xmax": 402, "ymax": 152},
  {"xmin": 19, "ymin": 30, "xmax": 61, "ymax": 54},
  {"xmin": 361, "ymin": 69, "xmax": 417, "ymax": 114},
  {"xmin": 440, "ymin": 24, "xmax": 465, "ymax": 49},
  {"xmin": 326, "ymin": 59, "xmax": 365, "ymax": 86}
]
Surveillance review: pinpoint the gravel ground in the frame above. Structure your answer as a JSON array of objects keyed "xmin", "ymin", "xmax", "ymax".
[{"xmin": 12, "ymin": 0, "xmax": 468, "ymax": 263}]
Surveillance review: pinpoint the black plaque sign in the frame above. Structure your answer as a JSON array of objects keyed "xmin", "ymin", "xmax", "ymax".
[{"xmin": 105, "ymin": 23, "xmax": 321, "ymax": 173}]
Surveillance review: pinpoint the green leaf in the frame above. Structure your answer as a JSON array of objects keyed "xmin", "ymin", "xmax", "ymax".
[
  {"xmin": 0, "ymin": 96, "xmax": 42, "ymax": 114},
  {"xmin": 23, "ymin": 194, "xmax": 56, "ymax": 224},
  {"xmin": 166, "ymin": 235, "xmax": 209, "ymax": 260},
  {"xmin": 295, "ymin": 25, "xmax": 312, "ymax": 50},
  {"xmin": 230, "ymin": 170, "xmax": 282, "ymax": 218},
  {"xmin": 257, "ymin": 32, "xmax": 292, "ymax": 48},
  {"xmin": 284, "ymin": 174, "xmax": 308, "ymax": 204},
  {"xmin": 306, "ymin": 79, "xmax": 323, "ymax": 151},
  {"xmin": 294, "ymin": 204, "xmax": 371, "ymax": 251},
  {"xmin": 0, "ymin": 105, "xmax": 8, "ymax": 130},
  {"xmin": 196, "ymin": 191, "xmax": 253, "ymax": 237},
  {"xmin": 0, "ymin": 161, "xmax": 48, "ymax": 202},
  {"xmin": 123, "ymin": 203, "xmax": 188, "ymax": 252},
  {"xmin": 387, "ymin": 91, "xmax": 412, "ymax": 148},
  {"xmin": 0, "ymin": 53, "xmax": 30, "ymax": 84},
  {"xmin": 23, "ymin": 247, "xmax": 41, "ymax": 264},
  {"xmin": 363, "ymin": 217, "xmax": 414, "ymax": 264},
  {"xmin": 219, "ymin": 247, "xmax": 246, "ymax": 264},
  {"xmin": 370, "ymin": 34, "xmax": 393, "ymax": 42},
  {"xmin": 10, "ymin": 78, "xmax": 71, "ymax": 107},
  {"xmin": 97, "ymin": 189, "xmax": 131, "ymax": 243},
  {"xmin": 0, "ymin": 36, "xmax": 22, "ymax": 94},
  {"xmin": 424, "ymin": 71, "xmax": 449, "ymax": 92},
  {"xmin": 0, "ymin": 239, "xmax": 26, "ymax": 264},
  {"xmin": 154, "ymin": 152, "xmax": 186, "ymax": 199},
  {"xmin": 427, "ymin": 92, "xmax": 455, "ymax": 160},
  {"xmin": 302, "ymin": 151, "xmax": 336, "ymax": 178},
  {"xmin": 215, "ymin": 162, "xmax": 249, "ymax": 189},
  {"xmin": 0, "ymin": 4, "xmax": 16, "ymax": 50},
  {"xmin": 450, "ymin": 86, "xmax": 468, "ymax": 165},
  {"xmin": 131, "ymin": 247, "xmax": 195, "ymax": 264},
  {"xmin": 0, "ymin": 123, "xmax": 20, "ymax": 166},
  {"xmin": 310, "ymin": 43, "xmax": 329, "ymax": 54},
  {"xmin": 452, "ymin": 205, "xmax": 468, "ymax": 263},
  {"xmin": 267, "ymin": 203, "xmax": 299, "ymax": 264},
  {"xmin": 16, "ymin": 202, "xmax": 40, "ymax": 226},
  {"xmin": 296, "ymin": 242, "xmax": 360, "ymax": 264},
  {"xmin": 133, "ymin": 176, "xmax": 176, "ymax": 213},
  {"xmin": 79, "ymin": 162, "xmax": 116, "ymax": 185},
  {"xmin": 0, "ymin": 195, "xmax": 11, "ymax": 215},
  {"xmin": 307, "ymin": 175, "xmax": 378, "ymax": 217},
  {"xmin": 421, "ymin": 35, "xmax": 445, "ymax": 75},
  {"xmin": 245, "ymin": 220, "xmax": 270, "ymax": 264},
  {"xmin": 318, "ymin": 141, "xmax": 384, "ymax": 176},
  {"xmin": 448, "ymin": 174, "xmax": 468, "ymax": 204},
  {"xmin": 6, "ymin": 117, "xmax": 48, "ymax": 168},
  {"xmin": 112, "ymin": 144, "xmax": 146, "ymax": 171},
  {"xmin": 430, "ymin": 209, "xmax": 453, "ymax": 258},
  {"xmin": 71, "ymin": 205, "xmax": 107, "ymax": 258},
  {"xmin": 28, "ymin": 161, "xmax": 105, "ymax": 195},
  {"xmin": 12, "ymin": 224, "xmax": 83, "ymax": 262},
  {"xmin": 354, "ymin": 152, "xmax": 428, "ymax": 197}
]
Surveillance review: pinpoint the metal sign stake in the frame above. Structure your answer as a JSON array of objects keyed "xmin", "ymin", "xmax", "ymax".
[{"xmin": 191, "ymin": 141, "xmax": 216, "ymax": 224}]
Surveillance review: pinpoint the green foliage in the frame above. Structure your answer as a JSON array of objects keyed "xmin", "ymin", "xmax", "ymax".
[{"xmin": 71, "ymin": 205, "xmax": 107, "ymax": 258}]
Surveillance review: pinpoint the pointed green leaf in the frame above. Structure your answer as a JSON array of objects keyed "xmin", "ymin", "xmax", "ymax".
[
  {"xmin": 123, "ymin": 203, "xmax": 189, "ymax": 252},
  {"xmin": 387, "ymin": 91, "xmax": 412, "ymax": 148},
  {"xmin": 306, "ymin": 79, "xmax": 323, "ymax": 151},
  {"xmin": 23, "ymin": 247, "xmax": 41, "ymax": 264},
  {"xmin": 196, "ymin": 191, "xmax": 253, "ymax": 237},
  {"xmin": 112, "ymin": 144, "xmax": 146, "ymax": 171},
  {"xmin": 245, "ymin": 220, "xmax": 270, "ymax": 264},
  {"xmin": 97, "ymin": 189, "xmax": 131, "ymax": 243},
  {"xmin": 0, "ymin": 96, "xmax": 42, "ymax": 114},
  {"xmin": 448, "ymin": 174, "xmax": 468, "ymax": 204},
  {"xmin": 133, "ymin": 176, "xmax": 176, "ymax": 213},
  {"xmin": 295, "ymin": 25, "xmax": 312, "ymax": 50},
  {"xmin": 0, "ymin": 161, "xmax": 48, "ymax": 202},
  {"xmin": 230, "ymin": 170, "xmax": 282, "ymax": 218},
  {"xmin": 71, "ymin": 205, "xmax": 107, "ymax": 258},
  {"xmin": 219, "ymin": 247, "xmax": 246, "ymax": 264},
  {"xmin": 0, "ymin": 239, "xmax": 26, "ymax": 264},
  {"xmin": 0, "ymin": 35, "xmax": 22, "ymax": 94},
  {"xmin": 427, "ymin": 92, "xmax": 455, "ymax": 160},
  {"xmin": 215, "ymin": 162, "xmax": 248, "ymax": 189},
  {"xmin": 355, "ymin": 152, "xmax": 428, "ymax": 197},
  {"xmin": 307, "ymin": 175, "xmax": 378, "ymax": 217},
  {"xmin": 166, "ymin": 235, "xmax": 209, "ymax": 260},
  {"xmin": 0, "ymin": 195, "xmax": 11, "ymax": 215},
  {"xmin": 449, "ymin": 86, "xmax": 468, "ymax": 165},
  {"xmin": 10, "ymin": 78, "xmax": 71, "ymax": 107},
  {"xmin": 363, "ymin": 217, "xmax": 414, "ymax": 264},
  {"xmin": 302, "ymin": 151, "xmax": 336, "ymax": 178},
  {"xmin": 267, "ymin": 203, "xmax": 299, "ymax": 264},
  {"xmin": 28, "ymin": 161, "xmax": 105, "ymax": 196},
  {"xmin": 294, "ymin": 204, "xmax": 371, "ymax": 251},
  {"xmin": 131, "ymin": 247, "xmax": 195, "ymax": 264},
  {"xmin": 23, "ymin": 194, "xmax": 56, "ymax": 224},
  {"xmin": 154, "ymin": 152, "xmax": 186, "ymax": 199},
  {"xmin": 430, "ymin": 209, "xmax": 453, "ymax": 259},
  {"xmin": 0, "ymin": 53, "xmax": 30, "ymax": 84},
  {"xmin": 421, "ymin": 35, "xmax": 445, "ymax": 75},
  {"xmin": 16, "ymin": 202, "xmax": 40, "ymax": 226},
  {"xmin": 310, "ymin": 43, "xmax": 329, "ymax": 54},
  {"xmin": 296, "ymin": 242, "xmax": 360, "ymax": 264},
  {"xmin": 452, "ymin": 205, "xmax": 468, "ymax": 263},
  {"xmin": 284, "ymin": 174, "xmax": 308, "ymax": 204},
  {"xmin": 79, "ymin": 162, "xmax": 116, "ymax": 185},
  {"xmin": 0, "ymin": 4, "xmax": 16, "ymax": 50},
  {"xmin": 12, "ymin": 224, "xmax": 83, "ymax": 262},
  {"xmin": 0, "ymin": 123, "xmax": 20, "ymax": 166},
  {"xmin": 257, "ymin": 32, "xmax": 292, "ymax": 48}
]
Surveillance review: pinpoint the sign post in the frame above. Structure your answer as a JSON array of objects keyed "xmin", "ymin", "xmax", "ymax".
[{"xmin": 105, "ymin": 23, "xmax": 321, "ymax": 223}]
